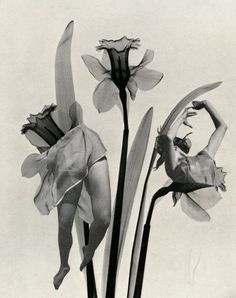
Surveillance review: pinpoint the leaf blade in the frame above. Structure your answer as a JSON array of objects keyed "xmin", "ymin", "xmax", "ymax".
[
  {"xmin": 161, "ymin": 81, "xmax": 222, "ymax": 134},
  {"xmin": 55, "ymin": 20, "xmax": 75, "ymax": 132}
]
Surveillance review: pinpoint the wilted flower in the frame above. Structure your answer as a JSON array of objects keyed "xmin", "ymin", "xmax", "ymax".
[
  {"xmin": 21, "ymin": 104, "xmax": 64, "ymax": 150},
  {"xmin": 82, "ymin": 36, "xmax": 163, "ymax": 113}
]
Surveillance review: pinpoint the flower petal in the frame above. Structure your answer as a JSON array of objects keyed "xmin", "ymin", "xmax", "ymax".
[
  {"xmin": 69, "ymin": 101, "xmax": 83, "ymax": 127},
  {"xmin": 101, "ymin": 50, "xmax": 111, "ymax": 70},
  {"xmin": 127, "ymin": 77, "xmax": 138, "ymax": 100},
  {"xmin": 132, "ymin": 67, "xmax": 163, "ymax": 90},
  {"xmin": 181, "ymin": 193, "xmax": 211, "ymax": 222},
  {"xmin": 93, "ymin": 79, "xmax": 120, "ymax": 113},
  {"xmin": 24, "ymin": 130, "xmax": 50, "ymax": 148},
  {"xmin": 81, "ymin": 55, "xmax": 110, "ymax": 81},
  {"xmin": 172, "ymin": 191, "xmax": 182, "ymax": 206},
  {"xmin": 130, "ymin": 49, "xmax": 154, "ymax": 75},
  {"xmin": 186, "ymin": 187, "xmax": 222, "ymax": 210},
  {"xmin": 21, "ymin": 153, "xmax": 40, "ymax": 178}
]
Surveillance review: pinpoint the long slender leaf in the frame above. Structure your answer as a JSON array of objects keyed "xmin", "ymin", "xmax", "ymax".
[
  {"xmin": 118, "ymin": 107, "xmax": 153, "ymax": 261},
  {"xmin": 55, "ymin": 21, "xmax": 97, "ymax": 297},
  {"xmin": 161, "ymin": 81, "xmax": 222, "ymax": 134},
  {"xmin": 127, "ymin": 145, "xmax": 157, "ymax": 298},
  {"xmin": 102, "ymin": 108, "xmax": 153, "ymax": 297},
  {"xmin": 55, "ymin": 20, "xmax": 75, "ymax": 132}
]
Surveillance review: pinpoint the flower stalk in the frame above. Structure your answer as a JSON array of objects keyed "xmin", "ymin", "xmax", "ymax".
[
  {"xmin": 127, "ymin": 140, "xmax": 158, "ymax": 298},
  {"xmin": 82, "ymin": 36, "xmax": 163, "ymax": 298},
  {"xmin": 105, "ymin": 88, "xmax": 129, "ymax": 297}
]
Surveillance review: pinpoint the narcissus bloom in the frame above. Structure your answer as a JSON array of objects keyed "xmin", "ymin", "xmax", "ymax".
[
  {"xmin": 82, "ymin": 36, "xmax": 163, "ymax": 113},
  {"xmin": 21, "ymin": 104, "xmax": 64, "ymax": 150}
]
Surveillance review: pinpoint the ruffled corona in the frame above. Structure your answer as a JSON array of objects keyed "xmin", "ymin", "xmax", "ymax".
[{"xmin": 21, "ymin": 104, "xmax": 64, "ymax": 149}]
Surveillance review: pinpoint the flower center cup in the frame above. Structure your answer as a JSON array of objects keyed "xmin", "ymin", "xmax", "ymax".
[{"xmin": 108, "ymin": 48, "xmax": 130, "ymax": 90}]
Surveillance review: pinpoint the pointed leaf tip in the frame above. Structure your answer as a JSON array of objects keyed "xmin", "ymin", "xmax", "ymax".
[
  {"xmin": 210, "ymin": 81, "xmax": 222, "ymax": 88},
  {"xmin": 58, "ymin": 21, "xmax": 74, "ymax": 47},
  {"xmin": 66, "ymin": 20, "xmax": 74, "ymax": 31}
]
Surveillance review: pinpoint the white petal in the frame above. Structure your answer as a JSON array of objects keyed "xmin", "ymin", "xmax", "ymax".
[
  {"xmin": 69, "ymin": 101, "xmax": 83, "ymax": 127},
  {"xmin": 81, "ymin": 55, "xmax": 110, "ymax": 81},
  {"xmin": 181, "ymin": 194, "xmax": 211, "ymax": 222},
  {"xmin": 133, "ymin": 67, "xmax": 163, "ymax": 90},
  {"xmin": 93, "ymin": 79, "xmax": 120, "ymax": 113},
  {"xmin": 21, "ymin": 153, "xmax": 40, "ymax": 178},
  {"xmin": 101, "ymin": 50, "xmax": 111, "ymax": 70},
  {"xmin": 24, "ymin": 130, "xmax": 50, "ymax": 147},
  {"xmin": 130, "ymin": 49, "xmax": 154, "ymax": 75},
  {"xmin": 186, "ymin": 187, "xmax": 222, "ymax": 210},
  {"xmin": 127, "ymin": 77, "xmax": 138, "ymax": 100}
]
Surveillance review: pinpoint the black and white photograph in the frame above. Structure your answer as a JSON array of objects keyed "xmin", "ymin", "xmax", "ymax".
[{"xmin": 1, "ymin": 1, "xmax": 235, "ymax": 297}]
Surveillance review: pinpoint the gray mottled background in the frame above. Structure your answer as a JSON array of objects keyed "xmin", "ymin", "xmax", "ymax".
[{"xmin": 1, "ymin": 1, "xmax": 236, "ymax": 297}]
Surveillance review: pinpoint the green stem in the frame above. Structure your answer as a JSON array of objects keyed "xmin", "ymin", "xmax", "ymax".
[
  {"xmin": 83, "ymin": 222, "xmax": 97, "ymax": 298},
  {"xmin": 133, "ymin": 185, "xmax": 175, "ymax": 298},
  {"xmin": 127, "ymin": 144, "xmax": 157, "ymax": 297},
  {"xmin": 105, "ymin": 88, "xmax": 129, "ymax": 298}
]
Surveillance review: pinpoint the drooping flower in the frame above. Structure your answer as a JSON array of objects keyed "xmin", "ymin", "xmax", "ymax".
[
  {"xmin": 82, "ymin": 36, "xmax": 163, "ymax": 113},
  {"xmin": 21, "ymin": 104, "xmax": 64, "ymax": 151}
]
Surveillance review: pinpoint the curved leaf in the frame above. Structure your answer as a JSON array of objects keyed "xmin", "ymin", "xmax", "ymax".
[
  {"xmin": 161, "ymin": 81, "xmax": 222, "ymax": 135},
  {"xmin": 55, "ymin": 20, "xmax": 75, "ymax": 133}
]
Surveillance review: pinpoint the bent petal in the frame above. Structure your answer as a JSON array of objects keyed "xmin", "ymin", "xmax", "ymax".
[
  {"xmin": 82, "ymin": 55, "xmax": 110, "ymax": 81},
  {"xmin": 133, "ymin": 67, "xmax": 163, "ymax": 90},
  {"xmin": 187, "ymin": 187, "xmax": 222, "ymax": 210},
  {"xmin": 181, "ymin": 193, "xmax": 211, "ymax": 222},
  {"xmin": 93, "ymin": 79, "xmax": 120, "ymax": 113},
  {"xmin": 127, "ymin": 77, "xmax": 138, "ymax": 100},
  {"xmin": 130, "ymin": 49, "xmax": 154, "ymax": 75}
]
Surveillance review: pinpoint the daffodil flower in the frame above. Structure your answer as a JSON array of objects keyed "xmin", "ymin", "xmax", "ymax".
[
  {"xmin": 21, "ymin": 104, "xmax": 64, "ymax": 151},
  {"xmin": 82, "ymin": 36, "xmax": 163, "ymax": 113},
  {"xmin": 82, "ymin": 36, "xmax": 163, "ymax": 297}
]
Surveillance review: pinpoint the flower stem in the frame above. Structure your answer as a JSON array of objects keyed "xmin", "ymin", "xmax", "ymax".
[
  {"xmin": 105, "ymin": 88, "xmax": 129, "ymax": 298},
  {"xmin": 127, "ymin": 144, "xmax": 157, "ymax": 298},
  {"xmin": 133, "ymin": 186, "xmax": 172, "ymax": 298},
  {"xmin": 83, "ymin": 222, "xmax": 98, "ymax": 298}
]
